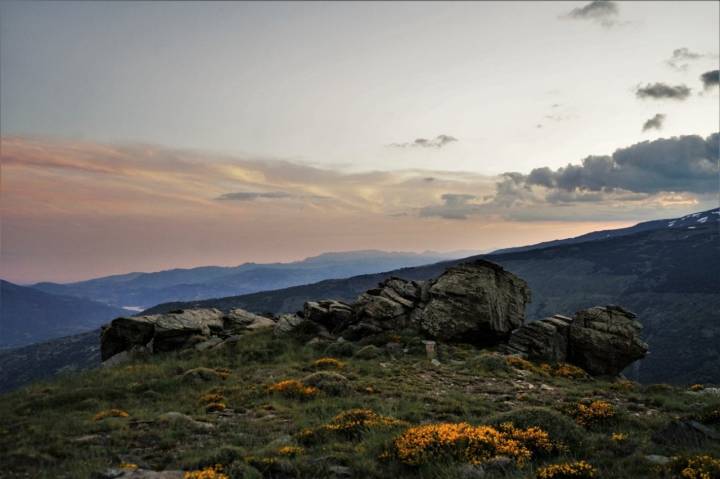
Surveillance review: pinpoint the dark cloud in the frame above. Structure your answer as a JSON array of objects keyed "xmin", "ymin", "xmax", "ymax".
[
  {"xmin": 565, "ymin": 1, "xmax": 620, "ymax": 28},
  {"xmin": 215, "ymin": 191, "xmax": 293, "ymax": 201},
  {"xmin": 642, "ymin": 113, "xmax": 665, "ymax": 132},
  {"xmin": 635, "ymin": 83, "xmax": 691, "ymax": 100},
  {"xmin": 389, "ymin": 134, "xmax": 458, "ymax": 149},
  {"xmin": 666, "ymin": 47, "xmax": 703, "ymax": 71},
  {"xmin": 523, "ymin": 134, "xmax": 718, "ymax": 195},
  {"xmin": 701, "ymin": 70, "xmax": 719, "ymax": 89}
]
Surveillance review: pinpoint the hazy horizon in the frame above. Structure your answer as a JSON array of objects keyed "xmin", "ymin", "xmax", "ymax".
[{"xmin": 1, "ymin": 1, "xmax": 718, "ymax": 283}]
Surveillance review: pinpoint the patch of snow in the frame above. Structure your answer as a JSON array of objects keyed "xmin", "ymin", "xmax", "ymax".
[
  {"xmin": 691, "ymin": 213, "xmax": 700, "ymax": 217},
  {"xmin": 697, "ymin": 216, "xmax": 708, "ymax": 223},
  {"xmin": 122, "ymin": 306, "xmax": 144, "ymax": 312},
  {"xmin": 667, "ymin": 221, "xmax": 676, "ymax": 227},
  {"xmin": 688, "ymin": 226, "xmax": 696, "ymax": 229}
]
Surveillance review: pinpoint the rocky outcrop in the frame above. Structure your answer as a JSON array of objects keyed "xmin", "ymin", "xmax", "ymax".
[
  {"xmin": 101, "ymin": 308, "xmax": 274, "ymax": 362},
  {"xmin": 505, "ymin": 305, "xmax": 648, "ymax": 376},
  {"xmin": 100, "ymin": 260, "xmax": 647, "ymax": 378},
  {"xmin": 568, "ymin": 305, "xmax": 648, "ymax": 376},
  {"xmin": 416, "ymin": 261, "xmax": 531, "ymax": 343}
]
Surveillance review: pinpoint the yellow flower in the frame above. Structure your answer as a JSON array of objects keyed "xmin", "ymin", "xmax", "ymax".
[
  {"xmin": 312, "ymin": 358, "xmax": 345, "ymax": 369},
  {"xmin": 571, "ymin": 400, "xmax": 615, "ymax": 427},
  {"xmin": 205, "ymin": 402, "xmax": 226, "ymax": 412},
  {"xmin": 277, "ymin": 446, "xmax": 304, "ymax": 457},
  {"xmin": 199, "ymin": 393, "xmax": 224, "ymax": 404},
  {"xmin": 119, "ymin": 463, "xmax": 138, "ymax": 471},
  {"xmin": 267, "ymin": 379, "xmax": 319, "ymax": 399},
  {"xmin": 611, "ymin": 432, "xmax": 627, "ymax": 442},
  {"xmin": 537, "ymin": 460, "xmax": 597, "ymax": 478},
  {"xmin": 93, "ymin": 409, "xmax": 130, "ymax": 421},
  {"xmin": 392, "ymin": 422, "xmax": 558, "ymax": 466},
  {"xmin": 184, "ymin": 465, "xmax": 228, "ymax": 479},
  {"xmin": 690, "ymin": 384, "xmax": 705, "ymax": 392}
]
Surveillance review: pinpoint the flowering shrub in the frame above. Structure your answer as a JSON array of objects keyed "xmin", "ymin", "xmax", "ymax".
[
  {"xmin": 663, "ymin": 454, "xmax": 720, "ymax": 479},
  {"xmin": 392, "ymin": 422, "xmax": 533, "ymax": 466},
  {"xmin": 569, "ymin": 400, "xmax": 615, "ymax": 427},
  {"xmin": 277, "ymin": 446, "xmax": 304, "ymax": 457},
  {"xmin": 312, "ymin": 357, "xmax": 345, "ymax": 369},
  {"xmin": 268, "ymin": 379, "xmax": 319, "ymax": 399},
  {"xmin": 214, "ymin": 368, "xmax": 231, "ymax": 380},
  {"xmin": 199, "ymin": 393, "xmax": 224, "ymax": 404},
  {"xmin": 323, "ymin": 409, "xmax": 406, "ymax": 437},
  {"xmin": 553, "ymin": 364, "xmax": 588, "ymax": 379},
  {"xmin": 611, "ymin": 432, "xmax": 627, "ymax": 442},
  {"xmin": 690, "ymin": 384, "xmax": 705, "ymax": 392},
  {"xmin": 119, "ymin": 463, "xmax": 138, "ymax": 471},
  {"xmin": 536, "ymin": 460, "xmax": 597, "ymax": 478},
  {"xmin": 184, "ymin": 464, "xmax": 229, "ymax": 479},
  {"xmin": 93, "ymin": 409, "xmax": 129, "ymax": 421},
  {"xmin": 507, "ymin": 356, "xmax": 543, "ymax": 373}
]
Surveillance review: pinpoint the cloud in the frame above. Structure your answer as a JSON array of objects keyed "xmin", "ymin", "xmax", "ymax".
[
  {"xmin": 419, "ymin": 194, "xmax": 481, "ymax": 220},
  {"xmin": 642, "ymin": 113, "xmax": 665, "ymax": 132},
  {"xmin": 701, "ymin": 70, "xmax": 719, "ymax": 89},
  {"xmin": 389, "ymin": 134, "xmax": 458, "ymax": 149},
  {"xmin": 564, "ymin": 1, "xmax": 620, "ymax": 28},
  {"xmin": 635, "ymin": 83, "xmax": 691, "ymax": 100},
  {"xmin": 523, "ymin": 134, "xmax": 718, "ymax": 195},
  {"xmin": 216, "ymin": 191, "xmax": 293, "ymax": 201},
  {"xmin": 666, "ymin": 48, "xmax": 703, "ymax": 71}
]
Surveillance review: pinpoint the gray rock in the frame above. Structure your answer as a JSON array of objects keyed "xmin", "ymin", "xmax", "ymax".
[
  {"xmin": 458, "ymin": 464, "xmax": 486, "ymax": 479},
  {"xmin": 644, "ymin": 455, "xmax": 670, "ymax": 465},
  {"xmin": 568, "ymin": 306, "xmax": 648, "ymax": 376},
  {"xmin": 304, "ymin": 300, "xmax": 353, "ymax": 331},
  {"xmin": 101, "ymin": 309, "xmax": 225, "ymax": 360},
  {"xmin": 504, "ymin": 314, "xmax": 573, "ymax": 363},
  {"xmin": 274, "ymin": 314, "xmax": 305, "ymax": 336},
  {"xmin": 652, "ymin": 419, "xmax": 720, "ymax": 446},
  {"xmin": 417, "ymin": 260, "xmax": 531, "ymax": 343},
  {"xmin": 158, "ymin": 412, "xmax": 214, "ymax": 431},
  {"xmin": 223, "ymin": 309, "xmax": 275, "ymax": 333}
]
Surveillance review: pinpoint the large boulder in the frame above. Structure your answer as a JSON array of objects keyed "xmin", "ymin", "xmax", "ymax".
[
  {"xmin": 504, "ymin": 314, "xmax": 573, "ymax": 363},
  {"xmin": 351, "ymin": 277, "xmax": 423, "ymax": 332},
  {"xmin": 568, "ymin": 305, "xmax": 648, "ymax": 376},
  {"xmin": 101, "ymin": 308, "xmax": 270, "ymax": 361},
  {"xmin": 304, "ymin": 300, "xmax": 353, "ymax": 332},
  {"xmin": 417, "ymin": 260, "xmax": 531, "ymax": 343}
]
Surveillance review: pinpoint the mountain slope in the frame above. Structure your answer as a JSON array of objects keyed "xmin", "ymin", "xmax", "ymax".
[
  {"xmin": 0, "ymin": 281, "xmax": 126, "ymax": 349},
  {"xmin": 32, "ymin": 250, "xmax": 473, "ymax": 309},
  {"xmin": 492, "ymin": 207, "xmax": 719, "ymax": 254}
]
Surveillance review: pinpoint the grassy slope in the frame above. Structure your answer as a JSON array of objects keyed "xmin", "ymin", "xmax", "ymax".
[{"xmin": 1, "ymin": 329, "xmax": 718, "ymax": 479}]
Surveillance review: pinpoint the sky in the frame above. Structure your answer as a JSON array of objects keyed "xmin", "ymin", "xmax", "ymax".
[{"xmin": 1, "ymin": 1, "xmax": 718, "ymax": 283}]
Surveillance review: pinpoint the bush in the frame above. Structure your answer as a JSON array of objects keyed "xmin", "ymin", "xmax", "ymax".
[
  {"xmin": 301, "ymin": 372, "xmax": 350, "ymax": 396},
  {"xmin": 324, "ymin": 341, "xmax": 356, "ymax": 357},
  {"xmin": 661, "ymin": 454, "xmax": 720, "ymax": 479},
  {"xmin": 484, "ymin": 407, "xmax": 585, "ymax": 452},
  {"xmin": 568, "ymin": 400, "xmax": 615, "ymax": 428},
  {"xmin": 312, "ymin": 358, "xmax": 345, "ymax": 370},
  {"xmin": 93, "ymin": 409, "xmax": 129, "ymax": 421},
  {"xmin": 267, "ymin": 380, "xmax": 319, "ymax": 399},
  {"xmin": 536, "ymin": 460, "xmax": 597, "ymax": 478},
  {"xmin": 391, "ymin": 422, "xmax": 559, "ymax": 466},
  {"xmin": 300, "ymin": 409, "xmax": 406, "ymax": 442}
]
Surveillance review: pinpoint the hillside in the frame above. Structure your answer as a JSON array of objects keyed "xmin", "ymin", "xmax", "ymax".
[
  {"xmin": 32, "ymin": 250, "xmax": 471, "ymax": 309},
  {"xmin": 142, "ymin": 212, "xmax": 719, "ymax": 385},
  {"xmin": 2, "ymin": 327, "xmax": 719, "ymax": 479},
  {"xmin": 2, "ymin": 208, "xmax": 717, "ymax": 391},
  {"xmin": 0, "ymin": 281, "xmax": 126, "ymax": 349}
]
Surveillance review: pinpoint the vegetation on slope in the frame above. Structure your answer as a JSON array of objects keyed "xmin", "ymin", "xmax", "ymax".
[{"xmin": 1, "ymin": 329, "xmax": 719, "ymax": 478}]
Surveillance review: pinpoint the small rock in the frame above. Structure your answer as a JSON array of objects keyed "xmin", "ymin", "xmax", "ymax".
[
  {"xmin": 458, "ymin": 464, "xmax": 486, "ymax": 479},
  {"xmin": 645, "ymin": 455, "xmax": 670, "ymax": 465},
  {"xmin": 328, "ymin": 465, "xmax": 352, "ymax": 478},
  {"xmin": 158, "ymin": 412, "xmax": 215, "ymax": 431},
  {"xmin": 431, "ymin": 358, "xmax": 441, "ymax": 366},
  {"xmin": 181, "ymin": 367, "xmax": 223, "ymax": 383}
]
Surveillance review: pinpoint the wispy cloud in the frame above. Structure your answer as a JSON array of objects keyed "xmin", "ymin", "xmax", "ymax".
[
  {"xmin": 666, "ymin": 47, "xmax": 705, "ymax": 71},
  {"xmin": 389, "ymin": 134, "xmax": 458, "ymax": 149}
]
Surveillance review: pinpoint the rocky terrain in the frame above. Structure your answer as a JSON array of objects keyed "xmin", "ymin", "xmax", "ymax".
[{"xmin": 1, "ymin": 260, "xmax": 718, "ymax": 479}]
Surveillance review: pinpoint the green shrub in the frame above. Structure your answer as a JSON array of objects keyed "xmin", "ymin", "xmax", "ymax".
[{"xmin": 483, "ymin": 407, "xmax": 586, "ymax": 452}]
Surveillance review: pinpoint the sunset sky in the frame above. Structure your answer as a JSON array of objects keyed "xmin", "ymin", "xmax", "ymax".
[{"xmin": 1, "ymin": 1, "xmax": 718, "ymax": 283}]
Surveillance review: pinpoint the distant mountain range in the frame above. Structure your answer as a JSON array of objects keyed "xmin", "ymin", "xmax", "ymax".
[
  {"xmin": 31, "ymin": 250, "xmax": 476, "ymax": 310},
  {"xmin": 0, "ymin": 208, "xmax": 717, "ymax": 391},
  {"xmin": 0, "ymin": 281, "xmax": 126, "ymax": 349}
]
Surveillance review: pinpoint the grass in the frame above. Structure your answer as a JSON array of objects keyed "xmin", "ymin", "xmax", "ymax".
[{"xmin": 0, "ymin": 328, "xmax": 719, "ymax": 478}]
